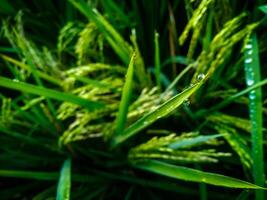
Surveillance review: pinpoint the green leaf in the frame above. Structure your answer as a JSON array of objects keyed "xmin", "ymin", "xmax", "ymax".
[
  {"xmin": 57, "ymin": 158, "xmax": 72, "ymax": 200},
  {"xmin": 0, "ymin": 169, "xmax": 59, "ymax": 180},
  {"xmin": 162, "ymin": 55, "xmax": 190, "ymax": 67},
  {"xmin": 236, "ymin": 190, "xmax": 251, "ymax": 200},
  {"xmin": 259, "ymin": 5, "xmax": 267, "ymax": 14},
  {"xmin": 166, "ymin": 64, "xmax": 193, "ymax": 92},
  {"xmin": 68, "ymin": 0, "xmax": 131, "ymax": 64},
  {"xmin": 244, "ymin": 34, "xmax": 265, "ymax": 200},
  {"xmin": 111, "ymin": 75, "xmax": 207, "ymax": 147},
  {"xmin": 0, "ymin": 169, "xmax": 95, "ymax": 183},
  {"xmin": 154, "ymin": 31, "xmax": 161, "ymax": 91},
  {"xmin": 133, "ymin": 160, "xmax": 264, "ymax": 189},
  {"xmin": 0, "ymin": 76, "xmax": 105, "ymax": 111},
  {"xmin": 1, "ymin": 54, "xmax": 61, "ymax": 86},
  {"xmin": 114, "ymin": 53, "xmax": 135, "ymax": 139}
]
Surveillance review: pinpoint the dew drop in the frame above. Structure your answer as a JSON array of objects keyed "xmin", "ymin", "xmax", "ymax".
[
  {"xmin": 245, "ymin": 44, "xmax": 252, "ymax": 49},
  {"xmin": 13, "ymin": 79, "xmax": 19, "ymax": 82},
  {"xmin": 247, "ymin": 50, "xmax": 253, "ymax": 55},
  {"xmin": 246, "ymin": 79, "xmax": 254, "ymax": 86},
  {"xmin": 250, "ymin": 90, "xmax": 256, "ymax": 95},
  {"xmin": 197, "ymin": 73, "xmax": 205, "ymax": 81},
  {"xmin": 245, "ymin": 58, "xmax": 252, "ymax": 64},
  {"xmin": 249, "ymin": 93, "xmax": 256, "ymax": 100}
]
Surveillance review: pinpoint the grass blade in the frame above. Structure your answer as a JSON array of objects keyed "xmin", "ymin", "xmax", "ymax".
[
  {"xmin": 114, "ymin": 53, "xmax": 135, "ymax": 141},
  {"xmin": 68, "ymin": 0, "xmax": 131, "ymax": 64},
  {"xmin": 259, "ymin": 5, "xmax": 267, "ymax": 14},
  {"xmin": 154, "ymin": 31, "xmax": 161, "ymax": 91},
  {"xmin": 56, "ymin": 158, "xmax": 71, "ymax": 200},
  {"xmin": 196, "ymin": 164, "xmax": 208, "ymax": 200},
  {"xmin": 133, "ymin": 160, "xmax": 264, "ymax": 189},
  {"xmin": 111, "ymin": 75, "xmax": 207, "ymax": 147},
  {"xmin": 0, "ymin": 169, "xmax": 96, "ymax": 183},
  {"xmin": 166, "ymin": 64, "xmax": 193, "ymax": 92},
  {"xmin": 244, "ymin": 34, "xmax": 265, "ymax": 200},
  {"xmin": 0, "ymin": 169, "xmax": 59, "ymax": 180},
  {"xmin": 195, "ymin": 78, "xmax": 267, "ymax": 118},
  {"xmin": 236, "ymin": 190, "xmax": 251, "ymax": 200},
  {"xmin": 1, "ymin": 54, "xmax": 61, "ymax": 86},
  {"xmin": 0, "ymin": 76, "xmax": 105, "ymax": 111},
  {"xmin": 162, "ymin": 55, "xmax": 189, "ymax": 67}
]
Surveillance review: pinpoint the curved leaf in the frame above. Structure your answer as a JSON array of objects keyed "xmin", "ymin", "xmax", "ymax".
[
  {"xmin": 0, "ymin": 76, "xmax": 105, "ymax": 111},
  {"xmin": 133, "ymin": 160, "xmax": 265, "ymax": 189},
  {"xmin": 244, "ymin": 34, "xmax": 265, "ymax": 199},
  {"xmin": 56, "ymin": 158, "xmax": 72, "ymax": 200},
  {"xmin": 114, "ymin": 53, "xmax": 135, "ymax": 138},
  {"xmin": 111, "ymin": 75, "xmax": 207, "ymax": 147}
]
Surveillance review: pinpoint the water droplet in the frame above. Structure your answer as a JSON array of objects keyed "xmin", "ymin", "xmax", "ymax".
[
  {"xmin": 246, "ymin": 79, "xmax": 254, "ymax": 86},
  {"xmin": 250, "ymin": 90, "xmax": 256, "ymax": 95},
  {"xmin": 247, "ymin": 50, "xmax": 253, "ymax": 55},
  {"xmin": 183, "ymin": 99, "xmax": 190, "ymax": 106},
  {"xmin": 249, "ymin": 93, "xmax": 256, "ymax": 100},
  {"xmin": 245, "ymin": 58, "xmax": 252, "ymax": 64},
  {"xmin": 144, "ymin": 121, "xmax": 148, "ymax": 125},
  {"xmin": 13, "ymin": 79, "xmax": 19, "ymax": 82},
  {"xmin": 197, "ymin": 73, "xmax": 205, "ymax": 81},
  {"xmin": 245, "ymin": 44, "xmax": 252, "ymax": 49},
  {"xmin": 249, "ymin": 90, "xmax": 256, "ymax": 100}
]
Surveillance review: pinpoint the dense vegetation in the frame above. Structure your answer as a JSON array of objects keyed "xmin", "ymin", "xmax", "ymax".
[{"xmin": 0, "ymin": 0, "xmax": 267, "ymax": 199}]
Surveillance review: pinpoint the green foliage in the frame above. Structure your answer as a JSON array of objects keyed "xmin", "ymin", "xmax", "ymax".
[
  {"xmin": 244, "ymin": 33, "xmax": 265, "ymax": 200},
  {"xmin": 57, "ymin": 158, "xmax": 71, "ymax": 200},
  {"xmin": 111, "ymin": 75, "xmax": 206, "ymax": 147},
  {"xmin": 0, "ymin": 0, "xmax": 266, "ymax": 199},
  {"xmin": 133, "ymin": 160, "xmax": 264, "ymax": 189},
  {"xmin": 114, "ymin": 52, "xmax": 136, "ymax": 141}
]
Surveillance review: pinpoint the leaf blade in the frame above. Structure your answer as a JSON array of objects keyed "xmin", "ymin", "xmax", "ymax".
[
  {"xmin": 0, "ymin": 76, "xmax": 105, "ymax": 111},
  {"xmin": 68, "ymin": 0, "xmax": 131, "ymax": 64},
  {"xmin": 114, "ymin": 53, "xmax": 135, "ymax": 139},
  {"xmin": 133, "ymin": 160, "xmax": 264, "ymax": 189},
  {"xmin": 244, "ymin": 34, "xmax": 265, "ymax": 200},
  {"xmin": 111, "ymin": 76, "xmax": 207, "ymax": 147},
  {"xmin": 259, "ymin": 5, "xmax": 267, "ymax": 14},
  {"xmin": 56, "ymin": 158, "xmax": 72, "ymax": 200}
]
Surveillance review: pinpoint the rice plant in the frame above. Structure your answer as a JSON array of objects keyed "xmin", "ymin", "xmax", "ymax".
[{"xmin": 0, "ymin": 0, "xmax": 266, "ymax": 199}]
